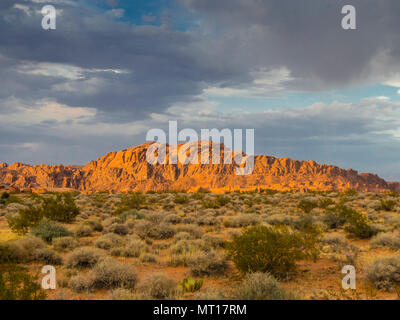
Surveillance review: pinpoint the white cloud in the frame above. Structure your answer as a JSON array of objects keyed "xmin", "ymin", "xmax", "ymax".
[{"xmin": 0, "ymin": 97, "xmax": 97, "ymax": 125}]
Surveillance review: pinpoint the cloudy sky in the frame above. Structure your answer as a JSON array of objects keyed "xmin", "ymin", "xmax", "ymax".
[{"xmin": 1, "ymin": 0, "xmax": 400, "ymax": 180}]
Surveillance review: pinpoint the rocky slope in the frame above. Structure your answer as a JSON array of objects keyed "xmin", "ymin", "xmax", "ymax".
[{"xmin": 0, "ymin": 142, "xmax": 397, "ymax": 193}]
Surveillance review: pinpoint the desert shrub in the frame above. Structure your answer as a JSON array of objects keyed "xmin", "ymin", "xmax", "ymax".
[
  {"xmin": 215, "ymin": 195, "xmax": 230, "ymax": 206},
  {"xmin": 188, "ymin": 251, "xmax": 228, "ymax": 276},
  {"xmin": 139, "ymin": 253, "xmax": 158, "ymax": 263},
  {"xmin": 119, "ymin": 209, "xmax": 143, "ymax": 222},
  {"xmin": 75, "ymin": 224, "xmax": 93, "ymax": 237},
  {"xmin": 174, "ymin": 195, "xmax": 189, "ymax": 204},
  {"xmin": 297, "ymin": 199, "xmax": 318, "ymax": 213},
  {"xmin": 53, "ymin": 236, "xmax": 79, "ymax": 252},
  {"xmin": 379, "ymin": 199, "xmax": 397, "ymax": 211},
  {"xmin": 201, "ymin": 234, "xmax": 225, "ymax": 249},
  {"xmin": 6, "ymin": 206, "xmax": 43, "ymax": 235},
  {"xmin": 107, "ymin": 288, "xmax": 133, "ymax": 300},
  {"xmin": 343, "ymin": 208, "xmax": 379, "ymax": 239},
  {"xmin": 89, "ymin": 257, "xmax": 138, "ymax": 290},
  {"xmin": 69, "ymin": 274, "xmax": 90, "ymax": 292},
  {"xmin": 365, "ymin": 255, "xmax": 400, "ymax": 291},
  {"xmin": 6, "ymin": 194, "xmax": 79, "ymax": 235},
  {"xmin": 321, "ymin": 233, "xmax": 347, "ymax": 246},
  {"xmin": 0, "ymin": 263, "xmax": 46, "ymax": 300},
  {"xmin": 31, "ymin": 248, "xmax": 62, "ymax": 265},
  {"xmin": 225, "ymin": 214, "xmax": 260, "ymax": 228},
  {"xmin": 134, "ymin": 220, "xmax": 152, "ymax": 239},
  {"xmin": 114, "ymin": 239, "xmax": 148, "ymax": 258},
  {"xmin": 105, "ymin": 223, "xmax": 130, "ymax": 235},
  {"xmin": 115, "ymin": 193, "xmax": 145, "ymax": 215},
  {"xmin": 149, "ymin": 223, "xmax": 175, "ymax": 240},
  {"xmin": 235, "ymin": 272, "xmax": 295, "ymax": 300},
  {"xmin": 31, "ymin": 220, "xmax": 72, "ymax": 243},
  {"xmin": 265, "ymin": 214, "xmax": 294, "ymax": 226},
  {"xmin": 318, "ymin": 198, "xmax": 335, "ymax": 209},
  {"xmin": 95, "ymin": 233, "xmax": 124, "ymax": 250},
  {"xmin": 66, "ymin": 247, "xmax": 104, "ymax": 269},
  {"xmin": 168, "ymin": 240, "xmax": 206, "ymax": 266},
  {"xmin": 175, "ymin": 224, "xmax": 203, "ymax": 238},
  {"xmin": 174, "ymin": 232, "xmax": 192, "ymax": 241},
  {"xmin": 227, "ymin": 225, "xmax": 318, "ymax": 278},
  {"xmin": 322, "ymin": 207, "xmax": 347, "ymax": 229},
  {"xmin": 83, "ymin": 219, "xmax": 103, "ymax": 232},
  {"xmin": 3, "ymin": 236, "xmax": 46, "ymax": 263},
  {"xmin": 370, "ymin": 232, "xmax": 400, "ymax": 250},
  {"xmin": 41, "ymin": 193, "xmax": 80, "ymax": 222},
  {"xmin": 165, "ymin": 214, "xmax": 182, "ymax": 224},
  {"xmin": 139, "ymin": 273, "xmax": 177, "ymax": 299},
  {"xmin": 202, "ymin": 199, "xmax": 220, "ymax": 209}
]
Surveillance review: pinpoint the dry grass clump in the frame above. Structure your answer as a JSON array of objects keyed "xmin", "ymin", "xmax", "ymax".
[
  {"xmin": 138, "ymin": 273, "xmax": 178, "ymax": 299},
  {"xmin": 107, "ymin": 288, "xmax": 134, "ymax": 300},
  {"xmin": 111, "ymin": 239, "xmax": 148, "ymax": 258},
  {"xmin": 365, "ymin": 255, "xmax": 400, "ymax": 291},
  {"xmin": 148, "ymin": 222, "xmax": 175, "ymax": 240},
  {"xmin": 53, "ymin": 236, "xmax": 79, "ymax": 252},
  {"xmin": 2, "ymin": 236, "xmax": 61, "ymax": 264},
  {"xmin": 370, "ymin": 232, "xmax": 400, "ymax": 250},
  {"xmin": 224, "ymin": 214, "xmax": 260, "ymax": 228},
  {"xmin": 75, "ymin": 224, "xmax": 93, "ymax": 237},
  {"xmin": 188, "ymin": 251, "xmax": 228, "ymax": 276},
  {"xmin": 89, "ymin": 257, "xmax": 138, "ymax": 290},
  {"xmin": 95, "ymin": 233, "xmax": 124, "ymax": 250},
  {"xmin": 66, "ymin": 247, "xmax": 105, "ymax": 269},
  {"xmin": 167, "ymin": 239, "xmax": 205, "ymax": 266},
  {"xmin": 175, "ymin": 224, "xmax": 203, "ymax": 238},
  {"xmin": 235, "ymin": 272, "xmax": 296, "ymax": 300},
  {"xmin": 104, "ymin": 223, "xmax": 130, "ymax": 235}
]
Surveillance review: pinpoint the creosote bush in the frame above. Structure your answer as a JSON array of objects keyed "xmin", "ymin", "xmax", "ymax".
[
  {"xmin": 227, "ymin": 225, "xmax": 319, "ymax": 278},
  {"xmin": 7, "ymin": 193, "xmax": 79, "ymax": 235}
]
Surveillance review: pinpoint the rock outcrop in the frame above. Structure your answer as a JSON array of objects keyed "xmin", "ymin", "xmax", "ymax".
[{"xmin": 0, "ymin": 142, "xmax": 397, "ymax": 193}]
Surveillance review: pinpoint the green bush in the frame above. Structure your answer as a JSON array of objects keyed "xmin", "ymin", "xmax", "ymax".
[
  {"xmin": 174, "ymin": 195, "xmax": 189, "ymax": 204},
  {"xmin": 31, "ymin": 220, "xmax": 72, "ymax": 243},
  {"xmin": 115, "ymin": 193, "xmax": 145, "ymax": 215},
  {"xmin": 6, "ymin": 193, "xmax": 79, "ymax": 235},
  {"xmin": 379, "ymin": 199, "xmax": 397, "ymax": 211},
  {"xmin": 297, "ymin": 199, "xmax": 318, "ymax": 213},
  {"xmin": 201, "ymin": 199, "xmax": 220, "ymax": 209},
  {"xmin": 215, "ymin": 195, "xmax": 230, "ymax": 206},
  {"xmin": 0, "ymin": 263, "xmax": 46, "ymax": 300},
  {"xmin": 343, "ymin": 208, "xmax": 378, "ymax": 239},
  {"xmin": 41, "ymin": 193, "xmax": 80, "ymax": 222},
  {"xmin": 227, "ymin": 225, "xmax": 318, "ymax": 278},
  {"xmin": 235, "ymin": 272, "xmax": 295, "ymax": 300}
]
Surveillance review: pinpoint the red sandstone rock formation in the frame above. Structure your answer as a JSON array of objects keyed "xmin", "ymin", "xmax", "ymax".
[{"xmin": 0, "ymin": 142, "xmax": 397, "ymax": 193}]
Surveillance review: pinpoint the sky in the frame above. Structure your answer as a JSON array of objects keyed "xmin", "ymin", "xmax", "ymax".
[{"xmin": 1, "ymin": 0, "xmax": 400, "ymax": 180}]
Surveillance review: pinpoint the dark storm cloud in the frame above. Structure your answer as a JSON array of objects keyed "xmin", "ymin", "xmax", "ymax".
[{"xmin": 182, "ymin": 0, "xmax": 400, "ymax": 89}]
